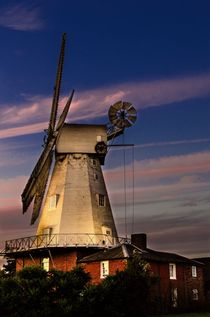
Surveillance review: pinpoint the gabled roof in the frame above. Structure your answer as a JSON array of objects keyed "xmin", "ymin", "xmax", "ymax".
[{"xmin": 78, "ymin": 243, "xmax": 202, "ymax": 266}]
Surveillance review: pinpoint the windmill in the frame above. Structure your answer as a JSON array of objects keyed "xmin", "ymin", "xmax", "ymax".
[{"xmin": 21, "ymin": 34, "xmax": 137, "ymax": 248}]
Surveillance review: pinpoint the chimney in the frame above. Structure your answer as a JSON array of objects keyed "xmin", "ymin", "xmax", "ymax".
[{"xmin": 131, "ymin": 233, "xmax": 147, "ymax": 249}]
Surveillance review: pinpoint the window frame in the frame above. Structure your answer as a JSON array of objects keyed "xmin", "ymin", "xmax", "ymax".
[
  {"xmin": 192, "ymin": 265, "xmax": 197, "ymax": 278},
  {"xmin": 192, "ymin": 289, "xmax": 199, "ymax": 301},
  {"xmin": 98, "ymin": 194, "xmax": 106, "ymax": 207},
  {"xmin": 42, "ymin": 257, "xmax": 50, "ymax": 271},
  {"xmin": 100, "ymin": 260, "xmax": 109, "ymax": 279},
  {"xmin": 169, "ymin": 263, "xmax": 177, "ymax": 280},
  {"xmin": 49, "ymin": 194, "xmax": 59, "ymax": 210},
  {"xmin": 171, "ymin": 287, "xmax": 178, "ymax": 307}
]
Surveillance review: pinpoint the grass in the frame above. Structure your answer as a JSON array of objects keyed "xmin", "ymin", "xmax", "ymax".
[{"xmin": 155, "ymin": 313, "xmax": 210, "ymax": 317}]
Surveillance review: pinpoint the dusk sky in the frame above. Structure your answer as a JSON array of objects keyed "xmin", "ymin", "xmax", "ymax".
[{"xmin": 0, "ymin": 0, "xmax": 210, "ymax": 261}]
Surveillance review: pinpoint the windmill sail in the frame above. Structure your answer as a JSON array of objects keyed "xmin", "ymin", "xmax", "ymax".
[
  {"xmin": 48, "ymin": 33, "xmax": 66, "ymax": 139},
  {"xmin": 22, "ymin": 139, "xmax": 55, "ymax": 214},
  {"xmin": 21, "ymin": 33, "xmax": 72, "ymax": 222},
  {"xmin": 30, "ymin": 151, "xmax": 53, "ymax": 224},
  {"xmin": 22, "ymin": 89, "xmax": 75, "ymax": 221},
  {"xmin": 55, "ymin": 89, "xmax": 75, "ymax": 132}
]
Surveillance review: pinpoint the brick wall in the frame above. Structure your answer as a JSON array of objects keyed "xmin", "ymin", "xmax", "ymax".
[
  {"xmin": 81, "ymin": 259, "xmax": 127, "ymax": 284},
  {"xmin": 149, "ymin": 261, "xmax": 204, "ymax": 312},
  {"xmin": 14, "ymin": 247, "xmax": 105, "ymax": 272}
]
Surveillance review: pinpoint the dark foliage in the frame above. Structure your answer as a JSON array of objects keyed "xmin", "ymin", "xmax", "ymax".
[
  {"xmin": 0, "ymin": 258, "xmax": 153, "ymax": 317},
  {"xmin": 79, "ymin": 256, "xmax": 153, "ymax": 317},
  {"xmin": 0, "ymin": 265, "xmax": 90, "ymax": 317}
]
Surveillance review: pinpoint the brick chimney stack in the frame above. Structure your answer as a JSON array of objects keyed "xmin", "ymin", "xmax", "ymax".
[{"xmin": 131, "ymin": 233, "xmax": 147, "ymax": 249}]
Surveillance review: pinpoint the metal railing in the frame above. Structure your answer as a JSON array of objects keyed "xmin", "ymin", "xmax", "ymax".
[{"xmin": 4, "ymin": 234, "xmax": 130, "ymax": 253}]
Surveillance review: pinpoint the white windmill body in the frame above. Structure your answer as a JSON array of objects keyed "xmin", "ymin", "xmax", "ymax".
[{"xmin": 36, "ymin": 123, "xmax": 118, "ymax": 245}]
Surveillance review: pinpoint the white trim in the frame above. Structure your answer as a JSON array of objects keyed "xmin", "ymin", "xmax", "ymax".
[
  {"xmin": 192, "ymin": 265, "xmax": 197, "ymax": 277},
  {"xmin": 169, "ymin": 263, "xmax": 176, "ymax": 280},
  {"xmin": 49, "ymin": 194, "xmax": 59, "ymax": 210},
  {"xmin": 42, "ymin": 257, "xmax": 50, "ymax": 271},
  {"xmin": 100, "ymin": 260, "xmax": 109, "ymax": 278}
]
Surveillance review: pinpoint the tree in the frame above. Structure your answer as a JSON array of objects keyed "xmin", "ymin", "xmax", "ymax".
[
  {"xmin": 0, "ymin": 265, "xmax": 91, "ymax": 317},
  {"xmin": 80, "ymin": 256, "xmax": 154, "ymax": 317}
]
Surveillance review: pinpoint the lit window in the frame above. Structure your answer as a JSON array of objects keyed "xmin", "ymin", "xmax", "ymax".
[
  {"xmin": 169, "ymin": 263, "xmax": 176, "ymax": 279},
  {"xmin": 192, "ymin": 289, "xmax": 199, "ymax": 301},
  {"xmin": 98, "ymin": 194, "xmax": 105, "ymax": 207},
  {"xmin": 192, "ymin": 266, "xmax": 197, "ymax": 277},
  {"xmin": 49, "ymin": 195, "xmax": 58, "ymax": 210},
  {"xmin": 100, "ymin": 261, "xmax": 109, "ymax": 278},
  {"xmin": 42, "ymin": 258, "xmax": 49, "ymax": 271}
]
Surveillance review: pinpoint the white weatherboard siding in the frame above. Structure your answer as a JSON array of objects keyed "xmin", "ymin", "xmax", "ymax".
[{"xmin": 37, "ymin": 124, "xmax": 117, "ymax": 245}]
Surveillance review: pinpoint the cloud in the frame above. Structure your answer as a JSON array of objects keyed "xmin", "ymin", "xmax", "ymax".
[
  {"xmin": 135, "ymin": 138, "xmax": 210, "ymax": 149},
  {"xmin": 0, "ymin": 2, "xmax": 44, "ymax": 31},
  {"xmin": 120, "ymin": 209, "xmax": 210, "ymax": 257},
  {"xmin": 104, "ymin": 151, "xmax": 210, "ymax": 187},
  {"xmin": 0, "ymin": 122, "xmax": 47, "ymax": 139},
  {"xmin": 1, "ymin": 72, "xmax": 210, "ymax": 139},
  {"xmin": 0, "ymin": 175, "xmax": 27, "ymax": 207}
]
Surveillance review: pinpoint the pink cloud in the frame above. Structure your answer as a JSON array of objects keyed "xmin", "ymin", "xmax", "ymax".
[
  {"xmin": 0, "ymin": 122, "xmax": 47, "ymax": 139},
  {"xmin": 105, "ymin": 151, "xmax": 210, "ymax": 186},
  {"xmin": 0, "ymin": 175, "xmax": 27, "ymax": 208},
  {"xmin": 1, "ymin": 72, "xmax": 210, "ymax": 139},
  {"xmin": 135, "ymin": 138, "xmax": 210, "ymax": 149}
]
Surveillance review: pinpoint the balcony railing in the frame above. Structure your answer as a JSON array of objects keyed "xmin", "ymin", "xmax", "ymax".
[{"xmin": 4, "ymin": 234, "xmax": 130, "ymax": 254}]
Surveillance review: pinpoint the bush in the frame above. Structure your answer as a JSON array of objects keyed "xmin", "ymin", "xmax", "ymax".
[{"xmin": 79, "ymin": 256, "xmax": 153, "ymax": 317}]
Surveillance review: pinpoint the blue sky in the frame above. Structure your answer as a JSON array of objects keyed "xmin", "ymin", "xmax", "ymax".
[{"xmin": 0, "ymin": 0, "xmax": 210, "ymax": 259}]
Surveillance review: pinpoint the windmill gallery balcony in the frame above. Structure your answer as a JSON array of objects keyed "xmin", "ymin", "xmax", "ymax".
[{"xmin": 4, "ymin": 234, "xmax": 130, "ymax": 254}]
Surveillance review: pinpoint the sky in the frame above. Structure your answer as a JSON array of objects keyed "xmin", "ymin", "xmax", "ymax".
[{"xmin": 0, "ymin": 0, "xmax": 210, "ymax": 262}]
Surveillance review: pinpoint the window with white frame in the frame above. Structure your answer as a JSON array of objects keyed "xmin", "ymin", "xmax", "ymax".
[
  {"xmin": 192, "ymin": 265, "xmax": 197, "ymax": 277},
  {"xmin": 169, "ymin": 263, "xmax": 176, "ymax": 279},
  {"xmin": 42, "ymin": 257, "xmax": 50, "ymax": 271},
  {"xmin": 100, "ymin": 261, "xmax": 109, "ymax": 278},
  {"xmin": 192, "ymin": 289, "xmax": 199, "ymax": 301},
  {"xmin": 49, "ymin": 194, "xmax": 58, "ymax": 210}
]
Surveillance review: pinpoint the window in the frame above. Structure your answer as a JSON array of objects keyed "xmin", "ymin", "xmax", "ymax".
[
  {"xmin": 171, "ymin": 288, "xmax": 178, "ymax": 307},
  {"xmin": 43, "ymin": 227, "xmax": 52, "ymax": 236},
  {"xmin": 100, "ymin": 261, "xmax": 109, "ymax": 278},
  {"xmin": 98, "ymin": 194, "xmax": 105, "ymax": 206},
  {"xmin": 42, "ymin": 258, "xmax": 49, "ymax": 271},
  {"xmin": 192, "ymin": 289, "xmax": 199, "ymax": 301},
  {"xmin": 49, "ymin": 194, "xmax": 59, "ymax": 210},
  {"xmin": 94, "ymin": 173, "xmax": 98, "ymax": 180},
  {"xmin": 169, "ymin": 263, "xmax": 176, "ymax": 279},
  {"xmin": 192, "ymin": 266, "xmax": 197, "ymax": 277},
  {"xmin": 92, "ymin": 159, "xmax": 97, "ymax": 166},
  {"xmin": 97, "ymin": 135, "xmax": 102, "ymax": 142}
]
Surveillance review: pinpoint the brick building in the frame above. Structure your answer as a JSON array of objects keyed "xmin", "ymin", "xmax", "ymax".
[
  {"xmin": 78, "ymin": 234, "xmax": 205, "ymax": 313},
  {"xmin": 4, "ymin": 233, "xmax": 205, "ymax": 313},
  {"xmin": 193, "ymin": 257, "xmax": 210, "ymax": 307}
]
